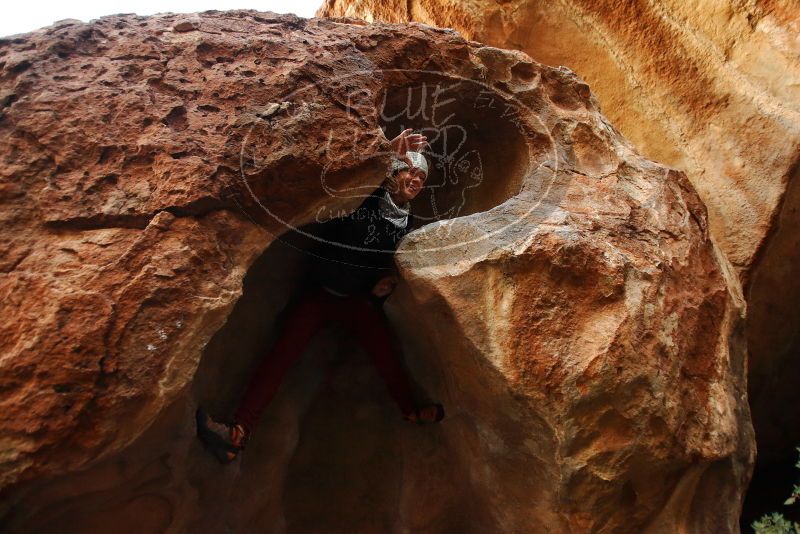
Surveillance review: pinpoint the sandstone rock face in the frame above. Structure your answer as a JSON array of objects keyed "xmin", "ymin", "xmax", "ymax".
[
  {"xmin": 317, "ymin": 0, "xmax": 800, "ymax": 273},
  {"xmin": 1, "ymin": 10, "xmax": 753, "ymax": 532},
  {"xmin": 319, "ymin": 0, "xmax": 800, "ymax": 511}
]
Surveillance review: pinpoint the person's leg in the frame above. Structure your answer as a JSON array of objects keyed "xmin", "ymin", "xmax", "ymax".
[
  {"xmin": 340, "ymin": 296, "xmax": 417, "ymax": 418},
  {"xmin": 233, "ymin": 287, "xmax": 333, "ymax": 436}
]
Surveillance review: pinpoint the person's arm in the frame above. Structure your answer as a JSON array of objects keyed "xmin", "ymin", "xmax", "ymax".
[
  {"xmin": 370, "ymin": 222, "xmax": 412, "ymax": 297},
  {"xmin": 389, "ymin": 128, "xmax": 428, "ymax": 160},
  {"xmin": 370, "ymin": 193, "xmax": 417, "ymax": 297}
]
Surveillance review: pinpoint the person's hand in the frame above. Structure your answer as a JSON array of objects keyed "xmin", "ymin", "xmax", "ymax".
[
  {"xmin": 389, "ymin": 128, "xmax": 428, "ymax": 157},
  {"xmin": 371, "ymin": 274, "xmax": 398, "ymax": 297}
]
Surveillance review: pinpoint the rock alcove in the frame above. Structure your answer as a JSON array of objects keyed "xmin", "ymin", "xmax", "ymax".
[
  {"xmin": 181, "ymin": 72, "xmax": 541, "ymax": 531},
  {"xmin": 1, "ymin": 10, "xmax": 754, "ymax": 533}
]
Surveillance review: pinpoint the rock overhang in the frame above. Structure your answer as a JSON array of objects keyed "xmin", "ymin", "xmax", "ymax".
[{"xmin": 0, "ymin": 9, "xmax": 754, "ymax": 532}]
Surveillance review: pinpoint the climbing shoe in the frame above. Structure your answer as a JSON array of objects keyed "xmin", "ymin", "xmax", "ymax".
[
  {"xmin": 195, "ymin": 406, "xmax": 249, "ymax": 464},
  {"xmin": 404, "ymin": 403, "xmax": 445, "ymax": 425}
]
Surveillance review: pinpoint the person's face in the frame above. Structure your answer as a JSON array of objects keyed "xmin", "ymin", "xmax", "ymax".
[{"xmin": 392, "ymin": 168, "xmax": 426, "ymax": 203}]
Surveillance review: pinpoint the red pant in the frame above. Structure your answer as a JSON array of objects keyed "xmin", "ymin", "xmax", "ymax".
[{"xmin": 233, "ymin": 286, "xmax": 416, "ymax": 435}]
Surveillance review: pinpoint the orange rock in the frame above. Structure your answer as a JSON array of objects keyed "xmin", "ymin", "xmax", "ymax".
[
  {"xmin": 315, "ymin": 3, "xmax": 800, "ymax": 476},
  {"xmin": 0, "ymin": 10, "xmax": 753, "ymax": 532}
]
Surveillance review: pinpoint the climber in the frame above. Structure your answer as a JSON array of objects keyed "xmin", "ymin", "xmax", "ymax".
[{"xmin": 196, "ymin": 128, "xmax": 445, "ymax": 464}]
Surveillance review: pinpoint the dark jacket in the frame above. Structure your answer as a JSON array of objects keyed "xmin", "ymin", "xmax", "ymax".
[{"xmin": 309, "ymin": 186, "xmax": 414, "ymax": 297}]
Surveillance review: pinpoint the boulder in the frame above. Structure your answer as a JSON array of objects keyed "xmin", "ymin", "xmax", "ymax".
[
  {"xmin": 0, "ymin": 10, "xmax": 753, "ymax": 532},
  {"xmin": 317, "ymin": 0, "xmax": 800, "ymax": 272},
  {"xmin": 319, "ymin": 0, "xmax": 800, "ymax": 516}
]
